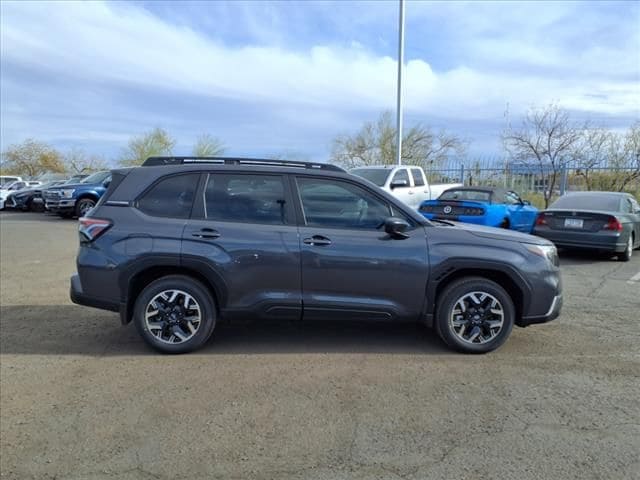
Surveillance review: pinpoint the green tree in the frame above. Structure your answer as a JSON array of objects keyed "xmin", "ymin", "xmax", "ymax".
[
  {"xmin": 331, "ymin": 111, "xmax": 466, "ymax": 169},
  {"xmin": 192, "ymin": 134, "xmax": 225, "ymax": 157},
  {"xmin": 0, "ymin": 139, "xmax": 65, "ymax": 176},
  {"xmin": 119, "ymin": 127, "xmax": 176, "ymax": 166}
]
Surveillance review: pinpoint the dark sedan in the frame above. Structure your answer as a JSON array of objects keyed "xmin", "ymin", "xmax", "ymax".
[
  {"xmin": 533, "ymin": 192, "xmax": 640, "ymax": 261},
  {"xmin": 4, "ymin": 180, "xmax": 67, "ymax": 211}
]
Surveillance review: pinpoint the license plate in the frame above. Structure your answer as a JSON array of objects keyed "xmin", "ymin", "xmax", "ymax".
[{"xmin": 564, "ymin": 218, "xmax": 583, "ymax": 228}]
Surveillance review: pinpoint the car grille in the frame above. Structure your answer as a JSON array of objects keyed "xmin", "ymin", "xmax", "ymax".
[{"xmin": 44, "ymin": 191, "xmax": 61, "ymax": 201}]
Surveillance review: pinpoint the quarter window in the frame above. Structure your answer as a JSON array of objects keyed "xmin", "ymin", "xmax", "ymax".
[
  {"xmin": 204, "ymin": 174, "xmax": 287, "ymax": 225},
  {"xmin": 297, "ymin": 177, "xmax": 391, "ymax": 229},
  {"xmin": 138, "ymin": 174, "xmax": 199, "ymax": 219}
]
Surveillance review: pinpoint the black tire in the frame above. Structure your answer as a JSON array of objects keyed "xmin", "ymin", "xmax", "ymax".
[
  {"xmin": 435, "ymin": 277, "xmax": 515, "ymax": 354},
  {"xmin": 618, "ymin": 234, "xmax": 633, "ymax": 262},
  {"xmin": 133, "ymin": 275, "xmax": 217, "ymax": 354},
  {"xmin": 499, "ymin": 218, "xmax": 510, "ymax": 229},
  {"xmin": 75, "ymin": 197, "xmax": 96, "ymax": 218}
]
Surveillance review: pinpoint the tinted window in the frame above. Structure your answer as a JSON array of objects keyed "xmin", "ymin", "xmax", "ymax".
[
  {"xmin": 138, "ymin": 174, "xmax": 199, "ymax": 218},
  {"xmin": 551, "ymin": 194, "xmax": 621, "ymax": 211},
  {"xmin": 297, "ymin": 177, "xmax": 391, "ymax": 229},
  {"xmin": 350, "ymin": 168, "xmax": 390, "ymax": 187},
  {"xmin": 439, "ymin": 189, "xmax": 492, "ymax": 202},
  {"xmin": 204, "ymin": 174, "xmax": 287, "ymax": 225},
  {"xmin": 411, "ymin": 169, "xmax": 425, "ymax": 187},
  {"xmin": 391, "ymin": 169, "xmax": 410, "ymax": 186}
]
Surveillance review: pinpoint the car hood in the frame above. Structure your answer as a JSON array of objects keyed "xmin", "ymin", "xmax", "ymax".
[{"xmin": 445, "ymin": 221, "xmax": 550, "ymax": 245}]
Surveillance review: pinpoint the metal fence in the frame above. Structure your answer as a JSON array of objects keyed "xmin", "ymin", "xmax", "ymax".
[{"xmin": 424, "ymin": 157, "xmax": 640, "ymax": 199}]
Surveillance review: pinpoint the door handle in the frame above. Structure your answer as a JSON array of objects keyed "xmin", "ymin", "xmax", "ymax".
[
  {"xmin": 192, "ymin": 228, "xmax": 220, "ymax": 239},
  {"xmin": 303, "ymin": 235, "xmax": 332, "ymax": 246}
]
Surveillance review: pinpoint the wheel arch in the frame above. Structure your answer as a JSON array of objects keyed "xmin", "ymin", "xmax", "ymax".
[
  {"xmin": 121, "ymin": 261, "xmax": 226, "ymax": 325},
  {"xmin": 426, "ymin": 263, "xmax": 530, "ymax": 327}
]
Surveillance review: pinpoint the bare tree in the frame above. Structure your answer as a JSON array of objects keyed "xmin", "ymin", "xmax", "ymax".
[
  {"xmin": 572, "ymin": 127, "xmax": 609, "ymax": 190},
  {"xmin": 604, "ymin": 122, "xmax": 640, "ymax": 191},
  {"xmin": 64, "ymin": 148, "xmax": 109, "ymax": 174},
  {"xmin": 0, "ymin": 139, "xmax": 65, "ymax": 176},
  {"xmin": 331, "ymin": 111, "xmax": 466, "ymax": 169},
  {"xmin": 119, "ymin": 127, "xmax": 176, "ymax": 166},
  {"xmin": 192, "ymin": 134, "xmax": 225, "ymax": 157},
  {"xmin": 502, "ymin": 104, "xmax": 584, "ymax": 208}
]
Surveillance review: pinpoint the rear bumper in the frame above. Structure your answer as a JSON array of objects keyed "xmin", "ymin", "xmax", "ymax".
[
  {"xmin": 70, "ymin": 274, "xmax": 120, "ymax": 313},
  {"xmin": 534, "ymin": 228, "xmax": 626, "ymax": 252}
]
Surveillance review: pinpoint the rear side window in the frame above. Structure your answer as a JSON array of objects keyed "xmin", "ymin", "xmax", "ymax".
[
  {"xmin": 204, "ymin": 174, "xmax": 287, "ymax": 225},
  {"xmin": 410, "ymin": 168, "xmax": 425, "ymax": 186},
  {"xmin": 137, "ymin": 174, "xmax": 199, "ymax": 219}
]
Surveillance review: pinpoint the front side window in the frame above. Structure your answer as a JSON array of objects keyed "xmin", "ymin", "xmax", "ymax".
[
  {"xmin": 297, "ymin": 177, "xmax": 391, "ymax": 229},
  {"xmin": 410, "ymin": 169, "xmax": 425, "ymax": 187},
  {"xmin": 137, "ymin": 173, "xmax": 199, "ymax": 219},
  {"xmin": 204, "ymin": 173, "xmax": 287, "ymax": 225},
  {"xmin": 504, "ymin": 192, "xmax": 521, "ymax": 205},
  {"xmin": 391, "ymin": 169, "xmax": 410, "ymax": 187}
]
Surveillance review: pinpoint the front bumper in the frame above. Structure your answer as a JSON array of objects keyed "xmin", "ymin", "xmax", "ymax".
[
  {"xmin": 45, "ymin": 198, "xmax": 76, "ymax": 212},
  {"xmin": 518, "ymin": 294, "xmax": 563, "ymax": 326}
]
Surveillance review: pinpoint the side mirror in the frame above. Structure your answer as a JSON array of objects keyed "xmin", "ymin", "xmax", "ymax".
[
  {"xmin": 103, "ymin": 180, "xmax": 111, "ymax": 188},
  {"xmin": 390, "ymin": 179, "xmax": 409, "ymax": 189},
  {"xmin": 383, "ymin": 217, "xmax": 410, "ymax": 239}
]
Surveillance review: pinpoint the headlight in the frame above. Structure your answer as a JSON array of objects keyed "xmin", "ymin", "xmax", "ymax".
[
  {"xmin": 524, "ymin": 243, "xmax": 558, "ymax": 265},
  {"xmin": 60, "ymin": 189, "xmax": 75, "ymax": 198}
]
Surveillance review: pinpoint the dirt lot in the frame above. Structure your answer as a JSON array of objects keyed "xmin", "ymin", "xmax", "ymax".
[{"xmin": 1, "ymin": 211, "xmax": 639, "ymax": 480}]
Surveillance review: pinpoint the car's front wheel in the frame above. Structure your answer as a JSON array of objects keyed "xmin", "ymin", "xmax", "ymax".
[
  {"xmin": 133, "ymin": 275, "xmax": 217, "ymax": 354},
  {"xmin": 75, "ymin": 198, "xmax": 96, "ymax": 217},
  {"xmin": 435, "ymin": 277, "xmax": 515, "ymax": 354}
]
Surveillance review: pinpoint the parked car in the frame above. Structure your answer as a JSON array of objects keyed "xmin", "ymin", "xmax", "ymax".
[
  {"xmin": 43, "ymin": 171, "xmax": 111, "ymax": 217},
  {"xmin": 533, "ymin": 191, "xmax": 640, "ymax": 261},
  {"xmin": 0, "ymin": 180, "xmax": 32, "ymax": 210},
  {"xmin": 418, "ymin": 187, "xmax": 539, "ymax": 233},
  {"xmin": 350, "ymin": 165, "xmax": 462, "ymax": 209},
  {"xmin": 70, "ymin": 156, "xmax": 562, "ymax": 355},
  {"xmin": 4, "ymin": 180, "xmax": 67, "ymax": 211},
  {"xmin": 0, "ymin": 176, "xmax": 23, "ymax": 187}
]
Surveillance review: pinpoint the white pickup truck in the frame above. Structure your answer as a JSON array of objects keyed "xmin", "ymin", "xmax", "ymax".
[{"xmin": 350, "ymin": 165, "xmax": 463, "ymax": 209}]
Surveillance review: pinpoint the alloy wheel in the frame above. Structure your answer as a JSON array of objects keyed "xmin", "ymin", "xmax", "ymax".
[
  {"xmin": 144, "ymin": 289, "xmax": 202, "ymax": 344},
  {"xmin": 449, "ymin": 291, "xmax": 505, "ymax": 345}
]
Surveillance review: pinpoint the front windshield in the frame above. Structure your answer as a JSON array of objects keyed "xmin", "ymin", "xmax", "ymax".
[
  {"xmin": 439, "ymin": 189, "xmax": 492, "ymax": 202},
  {"xmin": 350, "ymin": 168, "xmax": 390, "ymax": 187},
  {"xmin": 81, "ymin": 171, "xmax": 110, "ymax": 184}
]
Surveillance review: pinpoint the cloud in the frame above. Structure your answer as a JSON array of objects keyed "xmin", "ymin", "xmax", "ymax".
[{"xmin": 1, "ymin": 0, "xmax": 638, "ymax": 158}]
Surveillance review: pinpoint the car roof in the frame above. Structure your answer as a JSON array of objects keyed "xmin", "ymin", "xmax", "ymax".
[{"xmin": 563, "ymin": 191, "xmax": 628, "ymax": 197}]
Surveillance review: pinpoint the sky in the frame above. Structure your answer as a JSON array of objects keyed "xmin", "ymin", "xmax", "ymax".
[{"xmin": 1, "ymin": 0, "xmax": 639, "ymax": 164}]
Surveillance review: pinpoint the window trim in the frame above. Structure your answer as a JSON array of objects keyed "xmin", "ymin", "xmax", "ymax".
[
  {"xmin": 134, "ymin": 172, "xmax": 202, "ymax": 219},
  {"xmin": 293, "ymin": 175, "xmax": 415, "ymax": 231},
  {"xmin": 193, "ymin": 171, "xmax": 295, "ymax": 226},
  {"xmin": 391, "ymin": 168, "xmax": 411, "ymax": 188}
]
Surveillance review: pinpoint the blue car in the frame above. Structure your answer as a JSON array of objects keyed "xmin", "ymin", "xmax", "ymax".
[{"xmin": 419, "ymin": 187, "xmax": 539, "ymax": 233}]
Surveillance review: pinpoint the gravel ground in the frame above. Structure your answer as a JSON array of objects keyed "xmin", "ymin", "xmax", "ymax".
[{"xmin": 1, "ymin": 211, "xmax": 639, "ymax": 480}]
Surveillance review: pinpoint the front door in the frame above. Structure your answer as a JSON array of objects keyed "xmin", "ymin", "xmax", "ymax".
[
  {"xmin": 182, "ymin": 172, "xmax": 302, "ymax": 320},
  {"xmin": 294, "ymin": 176, "xmax": 429, "ymax": 322}
]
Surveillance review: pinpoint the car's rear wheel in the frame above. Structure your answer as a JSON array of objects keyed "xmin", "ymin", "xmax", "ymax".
[
  {"xmin": 435, "ymin": 277, "xmax": 515, "ymax": 354},
  {"xmin": 619, "ymin": 234, "xmax": 633, "ymax": 262},
  {"xmin": 75, "ymin": 198, "xmax": 96, "ymax": 217},
  {"xmin": 133, "ymin": 275, "xmax": 216, "ymax": 354}
]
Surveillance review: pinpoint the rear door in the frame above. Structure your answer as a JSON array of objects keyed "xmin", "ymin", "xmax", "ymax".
[
  {"xmin": 182, "ymin": 171, "xmax": 302, "ymax": 320},
  {"xmin": 410, "ymin": 168, "xmax": 429, "ymax": 206},
  {"xmin": 294, "ymin": 175, "xmax": 429, "ymax": 322}
]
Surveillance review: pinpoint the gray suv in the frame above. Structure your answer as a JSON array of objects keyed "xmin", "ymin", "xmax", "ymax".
[{"xmin": 70, "ymin": 157, "xmax": 562, "ymax": 354}]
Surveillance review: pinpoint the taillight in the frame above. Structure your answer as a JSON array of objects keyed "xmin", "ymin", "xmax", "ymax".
[
  {"xmin": 535, "ymin": 213, "xmax": 548, "ymax": 226},
  {"xmin": 603, "ymin": 217, "xmax": 623, "ymax": 231},
  {"xmin": 79, "ymin": 217, "xmax": 112, "ymax": 242}
]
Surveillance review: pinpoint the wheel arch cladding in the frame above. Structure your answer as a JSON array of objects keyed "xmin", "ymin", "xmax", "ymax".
[
  {"xmin": 432, "ymin": 268, "xmax": 526, "ymax": 323},
  {"xmin": 124, "ymin": 265, "xmax": 222, "ymax": 324}
]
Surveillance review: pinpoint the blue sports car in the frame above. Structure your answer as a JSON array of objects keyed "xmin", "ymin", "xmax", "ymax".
[{"xmin": 419, "ymin": 187, "xmax": 539, "ymax": 233}]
